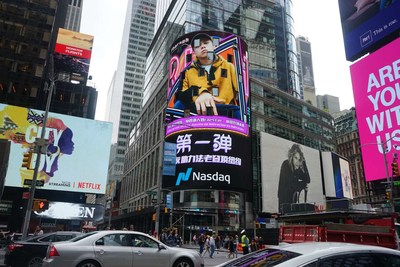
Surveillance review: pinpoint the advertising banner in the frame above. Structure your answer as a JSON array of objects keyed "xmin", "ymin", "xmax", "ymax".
[
  {"xmin": 321, "ymin": 152, "xmax": 353, "ymax": 199},
  {"xmin": 0, "ymin": 104, "xmax": 112, "ymax": 194},
  {"xmin": 260, "ymin": 133, "xmax": 324, "ymax": 214},
  {"xmin": 350, "ymin": 37, "xmax": 400, "ymax": 181},
  {"xmin": 164, "ymin": 31, "xmax": 251, "ymax": 191},
  {"xmin": 33, "ymin": 201, "xmax": 104, "ymax": 222},
  {"xmin": 338, "ymin": 0, "xmax": 400, "ymax": 61},
  {"xmin": 54, "ymin": 28, "xmax": 94, "ymax": 81}
]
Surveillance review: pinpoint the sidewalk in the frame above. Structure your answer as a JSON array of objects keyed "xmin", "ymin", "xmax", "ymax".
[{"xmin": 182, "ymin": 244, "xmax": 242, "ymax": 267}]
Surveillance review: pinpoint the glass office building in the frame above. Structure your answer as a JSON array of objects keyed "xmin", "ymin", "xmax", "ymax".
[{"xmin": 116, "ymin": 0, "xmax": 333, "ymax": 237}]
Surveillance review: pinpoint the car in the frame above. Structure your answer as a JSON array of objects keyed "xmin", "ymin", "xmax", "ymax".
[
  {"xmin": 42, "ymin": 230, "xmax": 204, "ymax": 267},
  {"xmin": 215, "ymin": 242, "xmax": 400, "ymax": 267},
  {"xmin": 5, "ymin": 231, "xmax": 84, "ymax": 267}
]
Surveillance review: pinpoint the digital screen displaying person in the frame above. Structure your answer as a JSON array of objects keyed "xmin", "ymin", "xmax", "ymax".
[
  {"xmin": 278, "ymin": 144, "xmax": 310, "ymax": 210},
  {"xmin": 174, "ymin": 33, "xmax": 239, "ymax": 117}
]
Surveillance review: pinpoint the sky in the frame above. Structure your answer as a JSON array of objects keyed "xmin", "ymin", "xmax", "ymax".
[{"xmin": 80, "ymin": 0, "xmax": 354, "ymax": 121}]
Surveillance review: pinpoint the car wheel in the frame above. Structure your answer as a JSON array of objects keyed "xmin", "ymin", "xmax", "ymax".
[
  {"xmin": 77, "ymin": 260, "xmax": 101, "ymax": 267},
  {"xmin": 173, "ymin": 258, "xmax": 194, "ymax": 267},
  {"xmin": 27, "ymin": 256, "xmax": 43, "ymax": 267}
]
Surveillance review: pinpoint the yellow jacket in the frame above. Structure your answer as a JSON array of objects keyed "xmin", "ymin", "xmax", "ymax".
[{"xmin": 181, "ymin": 55, "xmax": 238, "ymax": 105}]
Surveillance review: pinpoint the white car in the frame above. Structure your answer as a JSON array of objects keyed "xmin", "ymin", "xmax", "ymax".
[
  {"xmin": 42, "ymin": 230, "xmax": 204, "ymax": 267},
  {"xmin": 216, "ymin": 242, "xmax": 400, "ymax": 266}
]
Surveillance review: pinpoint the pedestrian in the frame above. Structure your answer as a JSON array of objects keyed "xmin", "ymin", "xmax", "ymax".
[
  {"xmin": 198, "ymin": 233, "xmax": 205, "ymax": 255},
  {"xmin": 192, "ymin": 233, "xmax": 197, "ymax": 245},
  {"xmin": 227, "ymin": 236, "xmax": 235, "ymax": 259},
  {"xmin": 240, "ymin": 230, "xmax": 250, "ymax": 255},
  {"xmin": 250, "ymin": 238, "xmax": 257, "ymax": 252},
  {"xmin": 209, "ymin": 233, "xmax": 216, "ymax": 258},
  {"xmin": 235, "ymin": 235, "xmax": 239, "ymax": 258},
  {"xmin": 202, "ymin": 235, "xmax": 211, "ymax": 257},
  {"xmin": 33, "ymin": 225, "xmax": 43, "ymax": 236}
]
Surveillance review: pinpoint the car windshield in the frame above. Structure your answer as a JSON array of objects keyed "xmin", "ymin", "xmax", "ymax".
[
  {"xmin": 222, "ymin": 248, "xmax": 301, "ymax": 267},
  {"xmin": 69, "ymin": 231, "xmax": 98, "ymax": 242}
]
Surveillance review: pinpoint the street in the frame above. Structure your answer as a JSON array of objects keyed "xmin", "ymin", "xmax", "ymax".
[
  {"xmin": 0, "ymin": 245, "xmax": 240, "ymax": 267},
  {"xmin": 0, "ymin": 248, "xmax": 4, "ymax": 267}
]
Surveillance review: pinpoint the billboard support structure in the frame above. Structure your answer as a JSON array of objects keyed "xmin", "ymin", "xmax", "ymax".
[{"xmin": 21, "ymin": 55, "xmax": 56, "ymax": 239}]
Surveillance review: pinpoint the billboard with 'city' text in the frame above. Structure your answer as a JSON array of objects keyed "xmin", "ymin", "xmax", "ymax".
[
  {"xmin": 0, "ymin": 104, "xmax": 112, "ymax": 193},
  {"xmin": 163, "ymin": 31, "xmax": 251, "ymax": 191},
  {"xmin": 350, "ymin": 37, "xmax": 400, "ymax": 182}
]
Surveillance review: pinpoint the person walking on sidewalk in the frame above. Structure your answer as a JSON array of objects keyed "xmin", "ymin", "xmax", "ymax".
[
  {"xmin": 241, "ymin": 230, "xmax": 250, "ymax": 255},
  {"xmin": 209, "ymin": 233, "xmax": 216, "ymax": 258},
  {"xmin": 202, "ymin": 235, "xmax": 211, "ymax": 257},
  {"xmin": 227, "ymin": 236, "xmax": 235, "ymax": 259},
  {"xmin": 198, "ymin": 233, "xmax": 205, "ymax": 255},
  {"xmin": 234, "ymin": 235, "xmax": 239, "ymax": 258}
]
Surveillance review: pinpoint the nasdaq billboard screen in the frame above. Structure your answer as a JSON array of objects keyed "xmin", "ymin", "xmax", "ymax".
[{"xmin": 164, "ymin": 31, "xmax": 251, "ymax": 191}]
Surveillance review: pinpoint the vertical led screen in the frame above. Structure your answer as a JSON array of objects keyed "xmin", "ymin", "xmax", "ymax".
[
  {"xmin": 260, "ymin": 133, "xmax": 324, "ymax": 214},
  {"xmin": 338, "ymin": 0, "xmax": 400, "ymax": 61},
  {"xmin": 321, "ymin": 152, "xmax": 353, "ymax": 199},
  {"xmin": 54, "ymin": 28, "xmax": 94, "ymax": 82},
  {"xmin": 350, "ymin": 37, "xmax": 400, "ymax": 182},
  {"xmin": 0, "ymin": 104, "xmax": 112, "ymax": 194},
  {"xmin": 163, "ymin": 31, "xmax": 251, "ymax": 191}
]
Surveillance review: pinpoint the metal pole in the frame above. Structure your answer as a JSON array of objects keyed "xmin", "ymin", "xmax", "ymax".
[
  {"xmin": 382, "ymin": 142, "xmax": 394, "ymax": 212},
  {"xmin": 155, "ymin": 165, "xmax": 162, "ymax": 238},
  {"xmin": 107, "ymin": 198, "xmax": 112, "ymax": 228},
  {"xmin": 22, "ymin": 56, "xmax": 55, "ymax": 239},
  {"xmin": 169, "ymin": 192, "xmax": 173, "ymax": 228}
]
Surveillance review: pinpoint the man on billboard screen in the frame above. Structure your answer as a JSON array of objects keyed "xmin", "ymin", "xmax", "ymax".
[
  {"xmin": 164, "ymin": 31, "xmax": 251, "ymax": 191},
  {"xmin": 174, "ymin": 33, "xmax": 239, "ymax": 118}
]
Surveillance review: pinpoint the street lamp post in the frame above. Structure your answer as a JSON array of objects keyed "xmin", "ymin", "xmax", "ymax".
[
  {"xmin": 21, "ymin": 56, "xmax": 56, "ymax": 239},
  {"xmin": 381, "ymin": 141, "xmax": 394, "ymax": 212}
]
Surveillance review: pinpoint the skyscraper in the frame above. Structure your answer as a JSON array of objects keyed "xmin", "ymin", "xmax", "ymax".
[
  {"xmin": 317, "ymin": 94, "xmax": 341, "ymax": 115},
  {"xmin": 296, "ymin": 36, "xmax": 316, "ymax": 106},
  {"xmin": 65, "ymin": 0, "xmax": 84, "ymax": 32},
  {"xmin": 105, "ymin": 0, "xmax": 157, "ymax": 183}
]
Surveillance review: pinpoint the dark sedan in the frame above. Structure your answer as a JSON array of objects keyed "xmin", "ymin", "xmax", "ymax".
[{"xmin": 5, "ymin": 231, "xmax": 83, "ymax": 267}]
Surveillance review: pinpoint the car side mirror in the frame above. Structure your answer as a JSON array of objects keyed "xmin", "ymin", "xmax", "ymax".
[
  {"xmin": 158, "ymin": 243, "xmax": 166, "ymax": 250},
  {"xmin": 95, "ymin": 239, "xmax": 104, "ymax": 246}
]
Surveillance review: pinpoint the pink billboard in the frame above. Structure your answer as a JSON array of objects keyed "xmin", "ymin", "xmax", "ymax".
[{"xmin": 350, "ymin": 37, "xmax": 400, "ymax": 182}]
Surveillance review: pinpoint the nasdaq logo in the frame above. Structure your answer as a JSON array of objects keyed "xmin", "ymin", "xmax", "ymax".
[{"xmin": 176, "ymin": 168, "xmax": 192, "ymax": 186}]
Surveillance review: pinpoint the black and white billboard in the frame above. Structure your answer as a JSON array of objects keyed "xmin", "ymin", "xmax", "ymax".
[{"xmin": 260, "ymin": 133, "xmax": 324, "ymax": 214}]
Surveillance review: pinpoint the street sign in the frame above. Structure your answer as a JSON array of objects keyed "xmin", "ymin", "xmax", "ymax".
[{"xmin": 146, "ymin": 190, "xmax": 157, "ymax": 196}]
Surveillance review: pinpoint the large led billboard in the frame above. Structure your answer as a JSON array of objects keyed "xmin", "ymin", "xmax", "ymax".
[
  {"xmin": 0, "ymin": 104, "xmax": 112, "ymax": 194},
  {"xmin": 54, "ymin": 28, "xmax": 94, "ymax": 81},
  {"xmin": 33, "ymin": 201, "xmax": 104, "ymax": 222},
  {"xmin": 350, "ymin": 37, "xmax": 400, "ymax": 181},
  {"xmin": 338, "ymin": 0, "xmax": 400, "ymax": 61},
  {"xmin": 163, "ymin": 31, "xmax": 251, "ymax": 191},
  {"xmin": 321, "ymin": 152, "xmax": 353, "ymax": 199},
  {"xmin": 260, "ymin": 133, "xmax": 324, "ymax": 214}
]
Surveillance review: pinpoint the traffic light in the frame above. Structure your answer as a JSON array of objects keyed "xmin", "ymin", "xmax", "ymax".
[
  {"xmin": 384, "ymin": 191, "xmax": 391, "ymax": 203},
  {"xmin": 392, "ymin": 162, "xmax": 399, "ymax": 177},
  {"xmin": 21, "ymin": 152, "xmax": 32, "ymax": 169},
  {"xmin": 164, "ymin": 207, "xmax": 168, "ymax": 213},
  {"xmin": 33, "ymin": 200, "xmax": 49, "ymax": 211}
]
